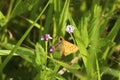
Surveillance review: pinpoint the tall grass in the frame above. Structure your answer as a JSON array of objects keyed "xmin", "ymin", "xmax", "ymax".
[{"xmin": 0, "ymin": 0, "xmax": 120, "ymax": 80}]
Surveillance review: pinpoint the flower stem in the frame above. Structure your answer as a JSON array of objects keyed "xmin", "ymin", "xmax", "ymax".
[
  {"xmin": 45, "ymin": 41, "xmax": 48, "ymax": 53},
  {"xmin": 70, "ymin": 33, "xmax": 75, "ymax": 43},
  {"xmin": 70, "ymin": 33, "xmax": 76, "ymax": 57}
]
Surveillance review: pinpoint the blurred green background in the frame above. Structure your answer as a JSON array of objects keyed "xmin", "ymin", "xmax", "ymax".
[{"xmin": 0, "ymin": 0, "xmax": 120, "ymax": 80}]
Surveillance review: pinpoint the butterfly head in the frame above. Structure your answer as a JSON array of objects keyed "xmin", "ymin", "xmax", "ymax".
[{"xmin": 59, "ymin": 36, "xmax": 64, "ymax": 42}]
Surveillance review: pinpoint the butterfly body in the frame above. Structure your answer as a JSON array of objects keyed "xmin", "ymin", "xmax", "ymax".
[{"xmin": 58, "ymin": 37, "xmax": 78, "ymax": 57}]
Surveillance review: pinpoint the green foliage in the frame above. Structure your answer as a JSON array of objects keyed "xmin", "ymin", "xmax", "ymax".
[
  {"xmin": 0, "ymin": 0, "xmax": 120, "ymax": 80},
  {"xmin": 0, "ymin": 11, "xmax": 6, "ymax": 26}
]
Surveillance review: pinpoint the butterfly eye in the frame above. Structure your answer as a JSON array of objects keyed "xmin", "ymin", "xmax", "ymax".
[{"xmin": 59, "ymin": 37, "xmax": 63, "ymax": 41}]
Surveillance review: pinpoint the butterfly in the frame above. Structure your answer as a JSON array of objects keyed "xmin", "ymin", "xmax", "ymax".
[{"xmin": 56, "ymin": 36, "xmax": 78, "ymax": 57}]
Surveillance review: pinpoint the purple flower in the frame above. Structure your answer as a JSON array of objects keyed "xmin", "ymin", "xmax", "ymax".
[
  {"xmin": 41, "ymin": 34, "xmax": 52, "ymax": 41},
  {"xmin": 49, "ymin": 46, "xmax": 55, "ymax": 53},
  {"xmin": 66, "ymin": 25, "xmax": 75, "ymax": 33}
]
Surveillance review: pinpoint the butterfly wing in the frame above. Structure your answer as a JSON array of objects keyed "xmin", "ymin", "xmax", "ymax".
[
  {"xmin": 58, "ymin": 36, "xmax": 78, "ymax": 57},
  {"xmin": 63, "ymin": 41, "xmax": 78, "ymax": 56},
  {"xmin": 58, "ymin": 41, "xmax": 65, "ymax": 57}
]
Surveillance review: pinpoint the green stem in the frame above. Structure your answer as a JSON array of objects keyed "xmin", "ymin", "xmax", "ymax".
[
  {"xmin": 6, "ymin": 0, "xmax": 14, "ymax": 22},
  {"xmin": 50, "ymin": 53, "xmax": 53, "ymax": 58},
  {"xmin": 70, "ymin": 33, "xmax": 77, "ymax": 57},
  {"xmin": 70, "ymin": 33, "xmax": 75, "ymax": 43},
  {"xmin": 45, "ymin": 41, "xmax": 48, "ymax": 53},
  {"xmin": 44, "ymin": 41, "xmax": 49, "ymax": 78}
]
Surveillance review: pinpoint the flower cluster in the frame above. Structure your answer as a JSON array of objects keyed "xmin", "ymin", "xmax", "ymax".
[
  {"xmin": 49, "ymin": 46, "xmax": 55, "ymax": 53},
  {"xmin": 66, "ymin": 25, "xmax": 75, "ymax": 33},
  {"xmin": 41, "ymin": 34, "xmax": 52, "ymax": 41},
  {"xmin": 41, "ymin": 34, "xmax": 55, "ymax": 53}
]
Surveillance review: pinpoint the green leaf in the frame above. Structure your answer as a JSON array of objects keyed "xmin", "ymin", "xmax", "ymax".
[
  {"xmin": 0, "ymin": 11, "xmax": 6, "ymax": 26},
  {"xmin": 102, "ymin": 17, "xmax": 120, "ymax": 60},
  {"xmin": 11, "ymin": 0, "xmax": 37, "ymax": 18},
  {"xmin": 0, "ymin": 43, "xmax": 34, "ymax": 63},
  {"xmin": 58, "ymin": 0, "xmax": 70, "ymax": 36},
  {"xmin": 35, "ymin": 43, "xmax": 47, "ymax": 66},
  {"xmin": 103, "ymin": 67, "xmax": 120, "ymax": 78}
]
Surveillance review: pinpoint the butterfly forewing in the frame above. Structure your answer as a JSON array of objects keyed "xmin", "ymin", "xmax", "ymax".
[
  {"xmin": 63, "ymin": 40, "xmax": 78, "ymax": 56},
  {"xmin": 58, "ymin": 37, "xmax": 78, "ymax": 57}
]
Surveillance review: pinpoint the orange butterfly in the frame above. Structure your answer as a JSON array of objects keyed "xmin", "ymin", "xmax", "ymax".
[{"xmin": 57, "ymin": 37, "xmax": 78, "ymax": 57}]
